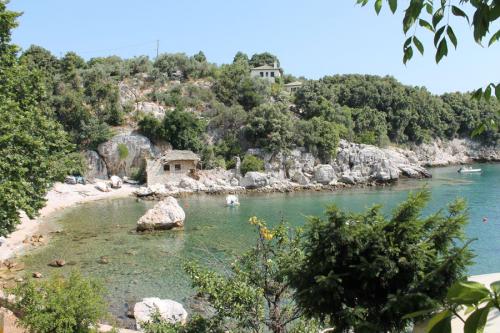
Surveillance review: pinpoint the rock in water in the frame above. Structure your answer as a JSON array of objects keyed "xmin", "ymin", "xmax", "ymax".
[
  {"xmin": 137, "ymin": 197, "xmax": 185, "ymax": 231},
  {"xmin": 134, "ymin": 298, "xmax": 188, "ymax": 330},
  {"xmin": 110, "ymin": 175, "xmax": 123, "ymax": 189}
]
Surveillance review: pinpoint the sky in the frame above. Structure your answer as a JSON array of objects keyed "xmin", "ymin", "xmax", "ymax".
[{"xmin": 8, "ymin": 0, "xmax": 499, "ymax": 95}]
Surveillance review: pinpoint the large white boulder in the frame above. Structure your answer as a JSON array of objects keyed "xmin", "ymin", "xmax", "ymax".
[
  {"xmin": 134, "ymin": 298, "xmax": 188, "ymax": 331},
  {"xmin": 110, "ymin": 175, "xmax": 123, "ymax": 189},
  {"xmin": 97, "ymin": 133, "xmax": 153, "ymax": 178},
  {"xmin": 137, "ymin": 196, "xmax": 185, "ymax": 231},
  {"xmin": 240, "ymin": 172, "xmax": 268, "ymax": 189},
  {"xmin": 313, "ymin": 164, "xmax": 336, "ymax": 184},
  {"xmin": 95, "ymin": 182, "xmax": 110, "ymax": 192}
]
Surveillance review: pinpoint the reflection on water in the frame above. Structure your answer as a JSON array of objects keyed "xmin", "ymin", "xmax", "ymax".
[{"xmin": 19, "ymin": 163, "xmax": 500, "ymax": 324}]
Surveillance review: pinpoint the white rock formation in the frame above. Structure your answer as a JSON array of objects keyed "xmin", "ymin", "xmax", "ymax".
[
  {"xmin": 95, "ymin": 182, "xmax": 110, "ymax": 192},
  {"xmin": 136, "ymin": 197, "xmax": 185, "ymax": 231},
  {"xmin": 110, "ymin": 175, "xmax": 123, "ymax": 189},
  {"xmin": 83, "ymin": 150, "xmax": 108, "ymax": 180},
  {"xmin": 240, "ymin": 172, "xmax": 269, "ymax": 189},
  {"xmin": 313, "ymin": 164, "xmax": 336, "ymax": 184},
  {"xmin": 134, "ymin": 298, "xmax": 188, "ymax": 331}
]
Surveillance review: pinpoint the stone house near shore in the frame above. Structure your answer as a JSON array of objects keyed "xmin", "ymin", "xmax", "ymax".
[{"xmin": 146, "ymin": 150, "xmax": 200, "ymax": 186}]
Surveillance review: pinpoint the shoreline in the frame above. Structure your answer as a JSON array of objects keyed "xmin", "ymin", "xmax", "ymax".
[
  {"xmin": 2, "ymin": 161, "xmax": 496, "ymax": 262},
  {"xmin": 0, "ymin": 182, "xmax": 139, "ymax": 262}
]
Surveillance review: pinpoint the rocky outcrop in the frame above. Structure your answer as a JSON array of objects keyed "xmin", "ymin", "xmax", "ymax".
[
  {"xmin": 135, "ymin": 102, "xmax": 166, "ymax": 119},
  {"xmin": 313, "ymin": 165, "xmax": 336, "ymax": 184},
  {"xmin": 98, "ymin": 133, "xmax": 153, "ymax": 178},
  {"xmin": 84, "ymin": 150, "xmax": 108, "ymax": 180},
  {"xmin": 240, "ymin": 172, "xmax": 269, "ymax": 189},
  {"xmin": 110, "ymin": 175, "xmax": 123, "ymax": 189},
  {"xmin": 134, "ymin": 298, "xmax": 188, "ymax": 331},
  {"xmin": 409, "ymin": 139, "xmax": 500, "ymax": 166},
  {"xmin": 136, "ymin": 197, "xmax": 185, "ymax": 231}
]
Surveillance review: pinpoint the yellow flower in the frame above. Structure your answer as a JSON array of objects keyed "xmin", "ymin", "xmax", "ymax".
[{"xmin": 260, "ymin": 227, "xmax": 274, "ymax": 240}]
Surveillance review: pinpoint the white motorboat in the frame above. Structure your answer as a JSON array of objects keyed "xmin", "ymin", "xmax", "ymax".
[
  {"xmin": 457, "ymin": 166, "xmax": 482, "ymax": 173},
  {"xmin": 226, "ymin": 195, "xmax": 240, "ymax": 206}
]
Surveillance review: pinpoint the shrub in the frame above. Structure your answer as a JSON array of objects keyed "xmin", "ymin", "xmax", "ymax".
[
  {"xmin": 289, "ymin": 190, "xmax": 473, "ymax": 333},
  {"xmin": 11, "ymin": 271, "xmax": 107, "ymax": 333},
  {"xmin": 117, "ymin": 143, "xmax": 129, "ymax": 160},
  {"xmin": 240, "ymin": 155, "xmax": 264, "ymax": 176}
]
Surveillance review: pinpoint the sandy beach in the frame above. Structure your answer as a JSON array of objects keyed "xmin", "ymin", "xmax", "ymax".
[{"xmin": 0, "ymin": 182, "xmax": 139, "ymax": 262}]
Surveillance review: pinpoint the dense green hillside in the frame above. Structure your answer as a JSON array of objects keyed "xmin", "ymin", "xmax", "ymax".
[{"xmin": 20, "ymin": 47, "xmax": 500, "ymax": 167}]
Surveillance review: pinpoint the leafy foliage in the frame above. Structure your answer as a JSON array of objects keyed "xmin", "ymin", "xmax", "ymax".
[
  {"xmin": 11, "ymin": 271, "xmax": 107, "ymax": 333},
  {"xmin": 0, "ymin": 3, "xmax": 78, "ymax": 236},
  {"xmin": 240, "ymin": 155, "xmax": 265, "ymax": 176},
  {"xmin": 356, "ymin": 0, "xmax": 499, "ymax": 100},
  {"xmin": 290, "ymin": 190, "xmax": 473, "ymax": 333},
  {"xmin": 184, "ymin": 218, "xmax": 319, "ymax": 333}
]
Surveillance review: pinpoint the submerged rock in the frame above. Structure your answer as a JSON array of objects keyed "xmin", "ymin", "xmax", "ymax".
[
  {"xmin": 137, "ymin": 197, "xmax": 185, "ymax": 231},
  {"xmin": 134, "ymin": 297, "xmax": 188, "ymax": 330}
]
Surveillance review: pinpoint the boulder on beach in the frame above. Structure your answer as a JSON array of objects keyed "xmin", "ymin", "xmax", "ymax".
[
  {"xmin": 136, "ymin": 196, "xmax": 185, "ymax": 231},
  {"xmin": 110, "ymin": 175, "xmax": 123, "ymax": 189},
  {"xmin": 95, "ymin": 182, "xmax": 110, "ymax": 192},
  {"xmin": 134, "ymin": 297, "xmax": 188, "ymax": 330}
]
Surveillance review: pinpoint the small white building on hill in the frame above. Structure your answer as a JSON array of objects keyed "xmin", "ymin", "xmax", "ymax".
[
  {"xmin": 250, "ymin": 62, "xmax": 282, "ymax": 82},
  {"xmin": 146, "ymin": 150, "xmax": 200, "ymax": 185}
]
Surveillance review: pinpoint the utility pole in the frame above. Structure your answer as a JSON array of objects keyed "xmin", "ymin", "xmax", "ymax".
[{"xmin": 156, "ymin": 40, "xmax": 159, "ymax": 59}]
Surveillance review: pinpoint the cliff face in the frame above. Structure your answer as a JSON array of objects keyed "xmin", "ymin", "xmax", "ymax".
[{"xmin": 408, "ymin": 139, "xmax": 500, "ymax": 167}]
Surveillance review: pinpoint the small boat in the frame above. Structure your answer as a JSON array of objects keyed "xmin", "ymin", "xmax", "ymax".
[
  {"xmin": 457, "ymin": 166, "xmax": 482, "ymax": 173},
  {"xmin": 226, "ymin": 195, "xmax": 240, "ymax": 206}
]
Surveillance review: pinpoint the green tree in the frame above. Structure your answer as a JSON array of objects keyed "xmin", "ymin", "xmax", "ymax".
[
  {"xmin": 296, "ymin": 117, "xmax": 341, "ymax": 163},
  {"xmin": 249, "ymin": 52, "xmax": 280, "ymax": 68},
  {"xmin": 11, "ymin": 271, "xmax": 107, "ymax": 333},
  {"xmin": 233, "ymin": 51, "xmax": 249, "ymax": 64},
  {"xmin": 290, "ymin": 190, "xmax": 473, "ymax": 333},
  {"xmin": 245, "ymin": 102, "xmax": 295, "ymax": 153},
  {"xmin": 0, "ymin": 2, "xmax": 77, "ymax": 236},
  {"xmin": 240, "ymin": 155, "xmax": 265, "ymax": 175},
  {"xmin": 159, "ymin": 109, "xmax": 206, "ymax": 152}
]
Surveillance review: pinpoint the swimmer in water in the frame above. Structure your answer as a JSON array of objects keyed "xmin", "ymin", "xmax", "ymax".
[{"xmin": 482, "ymin": 217, "xmax": 488, "ymax": 223}]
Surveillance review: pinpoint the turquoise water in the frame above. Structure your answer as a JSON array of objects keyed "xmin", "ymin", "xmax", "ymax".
[{"xmin": 20, "ymin": 163, "xmax": 500, "ymax": 323}]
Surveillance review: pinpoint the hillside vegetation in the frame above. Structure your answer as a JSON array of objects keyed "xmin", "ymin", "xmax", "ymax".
[{"xmin": 20, "ymin": 46, "xmax": 500, "ymax": 169}]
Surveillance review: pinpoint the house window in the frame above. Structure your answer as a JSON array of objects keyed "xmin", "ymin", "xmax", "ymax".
[
  {"xmin": 260, "ymin": 72, "xmax": 264, "ymax": 77},
  {"xmin": 270, "ymin": 72, "xmax": 275, "ymax": 77},
  {"xmin": 174, "ymin": 164, "xmax": 181, "ymax": 171},
  {"xmin": 163, "ymin": 164, "xmax": 170, "ymax": 171}
]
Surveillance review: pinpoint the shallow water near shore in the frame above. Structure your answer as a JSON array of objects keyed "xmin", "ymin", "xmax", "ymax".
[{"xmin": 19, "ymin": 163, "xmax": 500, "ymax": 324}]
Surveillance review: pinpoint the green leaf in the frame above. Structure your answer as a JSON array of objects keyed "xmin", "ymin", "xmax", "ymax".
[
  {"xmin": 489, "ymin": 29, "xmax": 500, "ymax": 46},
  {"xmin": 472, "ymin": 88, "xmax": 483, "ymax": 100},
  {"xmin": 491, "ymin": 280, "xmax": 500, "ymax": 294},
  {"xmin": 413, "ymin": 36, "xmax": 425, "ymax": 54},
  {"xmin": 435, "ymin": 38, "xmax": 448, "ymax": 63},
  {"xmin": 356, "ymin": 0, "xmax": 370, "ymax": 5},
  {"xmin": 403, "ymin": 46, "xmax": 414, "ymax": 64},
  {"xmin": 419, "ymin": 19, "xmax": 435, "ymax": 32},
  {"xmin": 375, "ymin": 0, "xmax": 383, "ymax": 14},
  {"xmin": 434, "ymin": 26, "xmax": 446, "ymax": 47},
  {"xmin": 425, "ymin": 3, "xmax": 433, "ymax": 15},
  {"xmin": 495, "ymin": 84, "xmax": 500, "ymax": 100},
  {"xmin": 447, "ymin": 281, "xmax": 490, "ymax": 305},
  {"xmin": 425, "ymin": 310, "xmax": 452, "ymax": 333},
  {"xmin": 451, "ymin": 5, "xmax": 470, "ymax": 24},
  {"xmin": 402, "ymin": 308, "xmax": 435, "ymax": 319},
  {"xmin": 388, "ymin": 0, "xmax": 397, "ymax": 13},
  {"xmin": 464, "ymin": 305, "xmax": 491, "ymax": 333},
  {"xmin": 432, "ymin": 8, "xmax": 444, "ymax": 28},
  {"xmin": 447, "ymin": 26, "xmax": 458, "ymax": 49},
  {"xmin": 403, "ymin": 0, "xmax": 425, "ymax": 34},
  {"xmin": 471, "ymin": 123, "xmax": 486, "ymax": 137},
  {"xmin": 484, "ymin": 85, "xmax": 492, "ymax": 101}
]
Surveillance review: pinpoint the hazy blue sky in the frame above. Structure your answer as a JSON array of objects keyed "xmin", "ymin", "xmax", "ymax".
[{"xmin": 8, "ymin": 0, "xmax": 499, "ymax": 94}]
